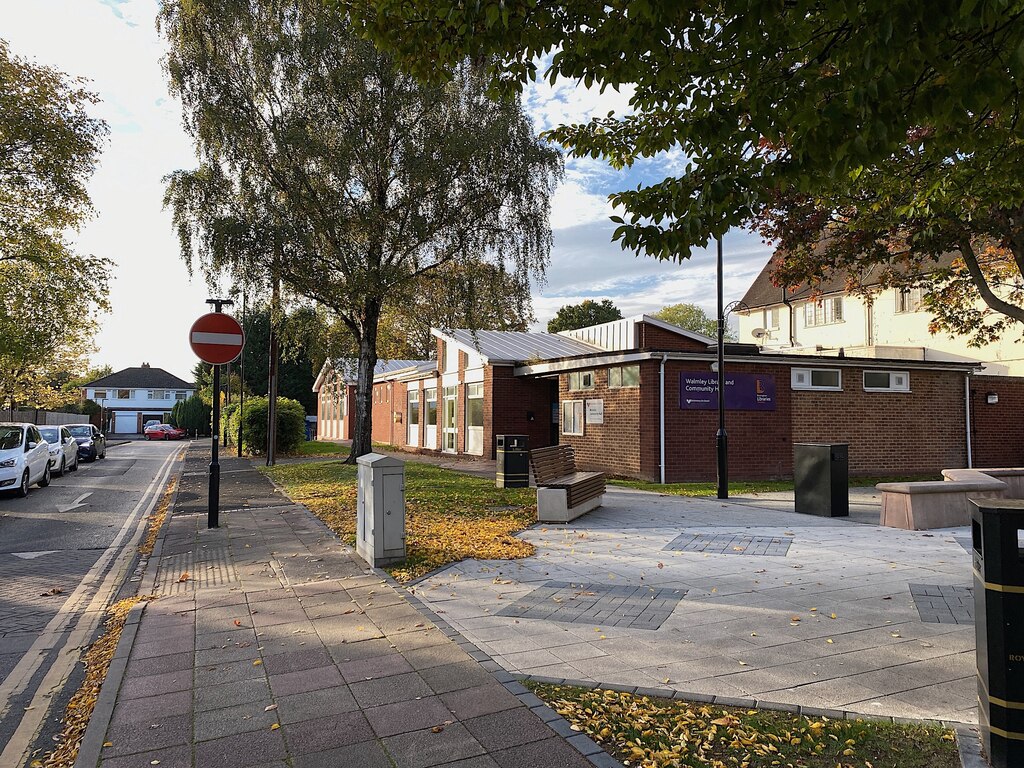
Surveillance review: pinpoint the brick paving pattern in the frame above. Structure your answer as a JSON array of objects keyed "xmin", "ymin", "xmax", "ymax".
[
  {"xmin": 94, "ymin": 452, "xmax": 606, "ymax": 768},
  {"xmin": 497, "ymin": 582, "xmax": 686, "ymax": 630},
  {"xmin": 664, "ymin": 532, "xmax": 793, "ymax": 557},
  {"xmin": 909, "ymin": 584, "xmax": 974, "ymax": 625}
]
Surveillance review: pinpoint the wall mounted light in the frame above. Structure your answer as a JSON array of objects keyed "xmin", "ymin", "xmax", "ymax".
[{"xmin": 987, "ymin": 392, "xmax": 999, "ymax": 405}]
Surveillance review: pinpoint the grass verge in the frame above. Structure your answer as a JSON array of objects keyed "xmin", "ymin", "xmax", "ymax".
[
  {"xmin": 32, "ymin": 596, "xmax": 154, "ymax": 768},
  {"xmin": 287, "ymin": 441, "xmax": 349, "ymax": 458},
  {"xmin": 529, "ymin": 683, "xmax": 959, "ymax": 768},
  {"xmin": 609, "ymin": 473, "xmax": 942, "ymax": 497},
  {"xmin": 262, "ymin": 460, "xmax": 536, "ymax": 582}
]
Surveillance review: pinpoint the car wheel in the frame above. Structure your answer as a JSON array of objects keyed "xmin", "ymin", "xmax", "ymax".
[
  {"xmin": 56, "ymin": 457, "xmax": 65, "ymax": 477},
  {"xmin": 38, "ymin": 464, "xmax": 51, "ymax": 488},
  {"xmin": 100, "ymin": 447, "xmax": 106, "ymax": 459},
  {"xmin": 70, "ymin": 454, "xmax": 79, "ymax": 472},
  {"xmin": 16, "ymin": 471, "xmax": 29, "ymax": 498}
]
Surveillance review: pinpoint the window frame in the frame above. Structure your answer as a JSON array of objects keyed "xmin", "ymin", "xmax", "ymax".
[
  {"xmin": 561, "ymin": 400, "xmax": 585, "ymax": 436},
  {"xmin": 863, "ymin": 370, "xmax": 911, "ymax": 393},
  {"xmin": 803, "ymin": 296, "xmax": 844, "ymax": 327},
  {"xmin": 93, "ymin": 389, "xmax": 107, "ymax": 400},
  {"xmin": 567, "ymin": 370, "xmax": 596, "ymax": 392},
  {"xmin": 895, "ymin": 287, "xmax": 924, "ymax": 314},
  {"xmin": 116, "ymin": 389, "xmax": 131, "ymax": 399},
  {"xmin": 608, "ymin": 364, "xmax": 640, "ymax": 389},
  {"xmin": 791, "ymin": 367, "xmax": 843, "ymax": 392}
]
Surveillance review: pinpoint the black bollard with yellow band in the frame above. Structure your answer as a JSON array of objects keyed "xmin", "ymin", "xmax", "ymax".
[{"xmin": 973, "ymin": 498, "xmax": 1024, "ymax": 768}]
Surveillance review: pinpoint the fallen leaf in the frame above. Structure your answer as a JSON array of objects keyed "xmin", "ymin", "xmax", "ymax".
[
  {"xmin": 233, "ymin": 620, "xmax": 242, "ymax": 626},
  {"xmin": 265, "ymin": 704, "xmax": 278, "ymax": 711},
  {"xmin": 177, "ymin": 572, "xmax": 190, "ymax": 582},
  {"xmin": 253, "ymin": 660, "xmax": 263, "ymax": 666},
  {"xmin": 270, "ymin": 723, "xmax": 280, "ymax": 731},
  {"xmin": 657, "ymin": 562, "xmax": 664, "ymax": 569},
  {"xmin": 431, "ymin": 725, "xmax": 444, "ymax": 733},
  {"xmin": 41, "ymin": 587, "xmax": 64, "ymax": 596}
]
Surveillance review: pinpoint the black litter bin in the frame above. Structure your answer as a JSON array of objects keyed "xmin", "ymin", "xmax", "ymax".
[
  {"xmin": 496, "ymin": 434, "xmax": 529, "ymax": 488},
  {"xmin": 793, "ymin": 443, "xmax": 849, "ymax": 517},
  {"xmin": 973, "ymin": 499, "xmax": 1024, "ymax": 768}
]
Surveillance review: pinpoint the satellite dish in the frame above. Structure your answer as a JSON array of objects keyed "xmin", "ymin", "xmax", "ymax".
[{"xmin": 751, "ymin": 327, "xmax": 769, "ymax": 339}]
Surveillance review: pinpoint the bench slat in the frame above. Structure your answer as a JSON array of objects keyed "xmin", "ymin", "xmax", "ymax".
[{"xmin": 529, "ymin": 445, "xmax": 605, "ymax": 512}]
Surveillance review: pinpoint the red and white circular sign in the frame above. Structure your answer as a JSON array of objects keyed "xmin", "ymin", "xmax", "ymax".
[{"xmin": 189, "ymin": 313, "xmax": 245, "ymax": 365}]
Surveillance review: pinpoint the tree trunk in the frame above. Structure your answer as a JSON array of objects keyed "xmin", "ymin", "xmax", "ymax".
[
  {"xmin": 266, "ymin": 273, "xmax": 281, "ymax": 466},
  {"xmin": 346, "ymin": 299, "xmax": 381, "ymax": 463}
]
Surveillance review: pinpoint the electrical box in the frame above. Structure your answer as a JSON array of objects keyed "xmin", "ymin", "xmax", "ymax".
[
  {"xmin": 794, "ymin": 443, "xmax": 849, "ymax": 517},
  {"xmin": 356, "ymin": 453, "xmax": 406, "ymax": 567}
]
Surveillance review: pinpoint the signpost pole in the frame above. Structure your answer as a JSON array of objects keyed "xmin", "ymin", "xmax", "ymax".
[
  {"xmin": 210, "ymin": 361, "xmax": 221, "ymax": 528},
  {"xmin": 716, "ymin": 235, "xmax": 729, "ymax": 500}
]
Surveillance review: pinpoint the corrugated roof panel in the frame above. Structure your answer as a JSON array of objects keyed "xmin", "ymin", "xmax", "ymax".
[{"xmin": 447, "ymin": 329, "xmax": 601, "ymax": 363}]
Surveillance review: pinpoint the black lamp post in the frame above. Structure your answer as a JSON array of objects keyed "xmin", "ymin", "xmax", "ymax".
[
  {"xmin": 205, "ymin": 296, "xmax": 234, "ymax": 529},
  {"xmin": 716, "ymin": 235, "xmax": 728, "ymax": 500}
]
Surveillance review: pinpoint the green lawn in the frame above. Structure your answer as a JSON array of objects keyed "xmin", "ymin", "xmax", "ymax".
[
  {"xmin": 610, "ymin": 473, "xmax": 941, "ymax": 497},
  {"xmin": 261, "ymin": 459, "xmax": 536, "ymax": 582},
  {"xmin": 288, "ymin": 440, "xmax": 349, "ymax": 457},
  {"xmin": 530, "ymin": 683, "xmax": 959, "ymax": 768}
]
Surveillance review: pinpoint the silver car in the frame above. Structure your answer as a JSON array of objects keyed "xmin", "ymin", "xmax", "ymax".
[
  {"xmin": 38, "ymin": 425, "xmax": 80, "ymax": 476},
  {"xmin": 0, "ymin": 423, "xmax": 52, "ymax": 497}
]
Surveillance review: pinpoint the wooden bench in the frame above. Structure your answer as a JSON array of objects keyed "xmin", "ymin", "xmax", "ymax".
[{"xmin": 529, "ymin": 445, "xmax": 605, "ymax": 523}]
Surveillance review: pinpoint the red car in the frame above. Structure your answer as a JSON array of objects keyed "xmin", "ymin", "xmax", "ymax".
[{"xmin": 144, "ymin": 424, "xmax": 186, "ymax": 440}]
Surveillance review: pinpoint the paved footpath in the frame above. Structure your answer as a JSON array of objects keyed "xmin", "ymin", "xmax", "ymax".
[{"xmin": 79, "ymin": 450, "xmax": 617, "ymax": 768}]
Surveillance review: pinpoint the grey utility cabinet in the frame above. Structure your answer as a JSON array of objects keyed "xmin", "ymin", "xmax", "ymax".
[
  {"xmin": 794, "ymin": 443, "xmax": 849, "ymax": 517},
  {"xmin": 356, "ymin": 453, "xmax": 406, "ymax": 567}
]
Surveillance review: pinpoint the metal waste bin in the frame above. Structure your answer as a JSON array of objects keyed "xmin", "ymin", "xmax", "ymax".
[
  {"xmin": 496, "ymin": 434, "xmax": 529, "ymax": 488},
  {"xmin": 793, "ymin": 443, "xmax": 849, "ymax": 517},
  {"xmin": 356, "ymin": 453, "xmax": 406, "ymax": 567},
  {"xmin": 973, "ymin": 499, "xmax": 1024, "ymax": 768}
]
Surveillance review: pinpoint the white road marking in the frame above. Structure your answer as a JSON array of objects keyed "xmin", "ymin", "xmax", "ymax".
[
  {"xmin": 10, "ymin": 551, "xmax": 58, "ymax": 560},
  {"xmin": 56, "ymin": 492, "xmax": 92, "ymax": 513},
  {"xmin": 0, "ymin": 446, "xmax": 183, "ymax": 765}
]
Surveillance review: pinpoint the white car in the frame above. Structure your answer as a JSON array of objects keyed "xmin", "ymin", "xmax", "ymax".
[
  {"xmin": 0, "ymin": 423, "xmax": 52, "ymax": 497},
  {"xmin": 38, "ymin": 425, "xmax": 80, "ymax": 477}
]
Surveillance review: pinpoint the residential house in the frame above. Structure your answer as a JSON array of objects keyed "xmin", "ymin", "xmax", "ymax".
[{"xmin": 82, "ymin": 364, "xmax": 195, "ymax": 435}]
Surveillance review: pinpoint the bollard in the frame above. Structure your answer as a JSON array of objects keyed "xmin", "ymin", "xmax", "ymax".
[{"xmin": 972, "ymin": 498, "xmax": 1024, "ymax": 767}]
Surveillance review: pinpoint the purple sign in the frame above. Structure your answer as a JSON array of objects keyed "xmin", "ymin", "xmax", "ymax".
[{"xmin": 679, "ymin": 371, "xmax": 776, "ymax": 411}]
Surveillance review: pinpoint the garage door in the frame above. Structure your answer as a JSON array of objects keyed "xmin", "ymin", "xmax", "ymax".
[{"xmin": 113, "ymin": 413, "xmax": 137, "ymax": 434}]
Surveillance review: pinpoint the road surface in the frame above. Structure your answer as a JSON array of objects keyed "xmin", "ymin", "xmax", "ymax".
[{"xmin": 0, "ymin": 439, "xmax": 184, "ymax": 767}]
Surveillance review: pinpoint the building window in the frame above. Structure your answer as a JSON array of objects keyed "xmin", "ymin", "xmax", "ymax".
[
  {"xmin": 424, "ymin": 388, "xmax": 437, "ymax": 426},
  {"xmin": 803, "ymin": 297, "xmax": 844, "ymax": 326},
  {"xmin": 791, "ymin": 368, "xmax": 842, "ymax": 391},
  {"xmin": 116, "ymin": 389, "xmax": 131, "ymax": 399},
  {"xmin": 148, "ymin": 390, "xmax": 167, "ymax": 400},
  {"xmin": 561, "ymin": 400, "xmax": 585, "ymax": 436},
  {"xmin": 175, "ymin": 391, "xmax": 187, "ymax": 400},
  {"xmin": 568, "ymin": 371, "xmax": 596, "ymax": 391},
  {"xmin": 896, "ymin": 287, "xmax": 924, "ymax": 314},
  {"xmin": 766, "ymin": 307, "xmax": 780, "ymax": 330},
  {"xmin": 608, "ymin": 365, "xmax": 640, "ymax": 389},
  {"xmin": 864, "ymin": 370, "xmax": 910, "ymax": 392},
  {"xmin": 93, "ymin": 390, "xmax": 107, "ymax": 400}
]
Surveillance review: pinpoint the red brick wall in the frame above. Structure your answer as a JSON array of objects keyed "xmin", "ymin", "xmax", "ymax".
[
  {"xmin": 558, "ymin": 364, "xmax": 644, "ymax": 477},
  {"xmin": 791, "ymin": 367, "xmax": 967, "ymax": 476},
  {"xmin": 488, "ymin": 366, "xmax": 558, "ymax": 458},
  {"xmin": 638, "ymin": 323, "xmax": 709, "ymax": 352},
  {"xmin": 370, "ymin": 380, "xmax": 406, "ymax": 447},
  {"xmin": 662, "ymin": 360, "xmax": 793, "ymax": 482},
  {"xmin": 970, "ymin": 376, "xmax": 1024, "ymax": 468}
]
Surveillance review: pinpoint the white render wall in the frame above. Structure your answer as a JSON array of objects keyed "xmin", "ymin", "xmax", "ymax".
[
  {"xmin": 737, "ymin": 288, "xmax": 1024, "ymax": 376},
  {"xmin": 84, "ymin": 388, "xmax": 194, "ymax": 410}
]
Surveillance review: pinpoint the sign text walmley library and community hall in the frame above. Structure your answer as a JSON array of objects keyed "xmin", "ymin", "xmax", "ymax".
[{"xmin": 679, "ymin": 372, "xmax": 777, "ymax": 411}]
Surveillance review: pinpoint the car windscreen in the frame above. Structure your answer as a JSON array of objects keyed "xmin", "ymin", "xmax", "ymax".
[
  {"xmin": 39, "ymin": 427, "xmax": 60, "ymax": 443},
  {"xmin": 0, "ymin": 426, "xmax": 24, "ymax": 450},
  {"xmin": 69, "ymin": 426, "xmax": 92, "ymax": 437}
]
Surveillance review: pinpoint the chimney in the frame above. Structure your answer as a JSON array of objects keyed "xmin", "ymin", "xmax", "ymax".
[{"xmin": 141, "ymin": 362, "xmax": 150, "ymax": 368}]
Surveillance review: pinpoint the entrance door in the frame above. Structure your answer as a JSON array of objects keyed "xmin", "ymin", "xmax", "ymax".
[
  {"xmin": 407, "ymin": 390, "xmax": 420, "ymax": 447},
  {"xmin": 424, "ymin": 388, "xmax": 437, "ymax": 449},
  {"xmin": 442, "ymin": 386, "xmax": 457, "ymax": 453},
  {"xmin": 465, "ymin": 383, "xmax": 483, "ymax": 456}
]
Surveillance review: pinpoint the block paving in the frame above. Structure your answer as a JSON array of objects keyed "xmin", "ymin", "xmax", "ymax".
[
  {"xmin": 497, "ymin": 581, "xmax": 686, "ymax": 630},
  {"xmin": 91, "ymin": 453, "xmax": 613, "ymax": 768},
  {"xmin": 909, "ymin": 584, "xmax": 974, "ymax": 625},
  {"xmin": 664, "ymin": 532, "xmax": 793, "ymax": 557}
]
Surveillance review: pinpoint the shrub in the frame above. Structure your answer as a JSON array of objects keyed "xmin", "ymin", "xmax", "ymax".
[
  {"xmin": 227, "ymin": 396, "xmax": 305, "ymax": 455},
  {"xmin": 171, "ymin": 395, "xmax": 212, "ymax": 436}
]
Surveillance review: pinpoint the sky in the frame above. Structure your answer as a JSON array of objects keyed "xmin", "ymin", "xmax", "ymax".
[{"xmin": 3, "ymin": 0, "xmax": 773, "ymax": 382}]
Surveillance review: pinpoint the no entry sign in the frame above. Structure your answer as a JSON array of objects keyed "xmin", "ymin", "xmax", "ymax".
[{"xmin": 190, "ymin": 312, "xmax": 245, "ymax": 364}]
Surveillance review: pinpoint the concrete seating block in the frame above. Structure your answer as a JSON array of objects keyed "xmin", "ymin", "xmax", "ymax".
[{"xmin": 536, "ymin": 488, "xmax": 603, "ymax": 523}]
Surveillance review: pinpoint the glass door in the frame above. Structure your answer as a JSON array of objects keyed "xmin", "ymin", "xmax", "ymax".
[
  {"xmin": 407, "ymin": 390, "xmax": 420, "ymax": 447},
  {"xmin": 424, "ymin": 388, "xmax": 437, "ymax": 448},
  {"xmin": 465, "ymin": 383, "xmax": 483, "ymax": 455},
  {"xmin": 442, "ymin": 386, "xmax": 458, "ymax": 453}
]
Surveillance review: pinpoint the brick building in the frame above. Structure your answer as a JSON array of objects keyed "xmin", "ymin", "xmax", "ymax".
[{"xmin": 315, "ymin": 315, "xmax": 1018, "ymax": 481}]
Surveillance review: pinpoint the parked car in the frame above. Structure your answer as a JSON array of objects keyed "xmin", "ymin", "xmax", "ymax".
[
  {"xmin": 0, "ymin": 423, "xmax": 52, "ymax": 497},
  {"xmin": 38, "ymin": 425, "xmax": 80, "ymax": 476},
  {"xmin": 144, "ymin": 424, "xmax": 186, "ymax": 441},
  {"xmin": 67, "ymin": 423, "xmax": 106, "ymax": 462},
  {"xmin": 143, "ymin": 419, "xmax": 161, "ymax": 432}
]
